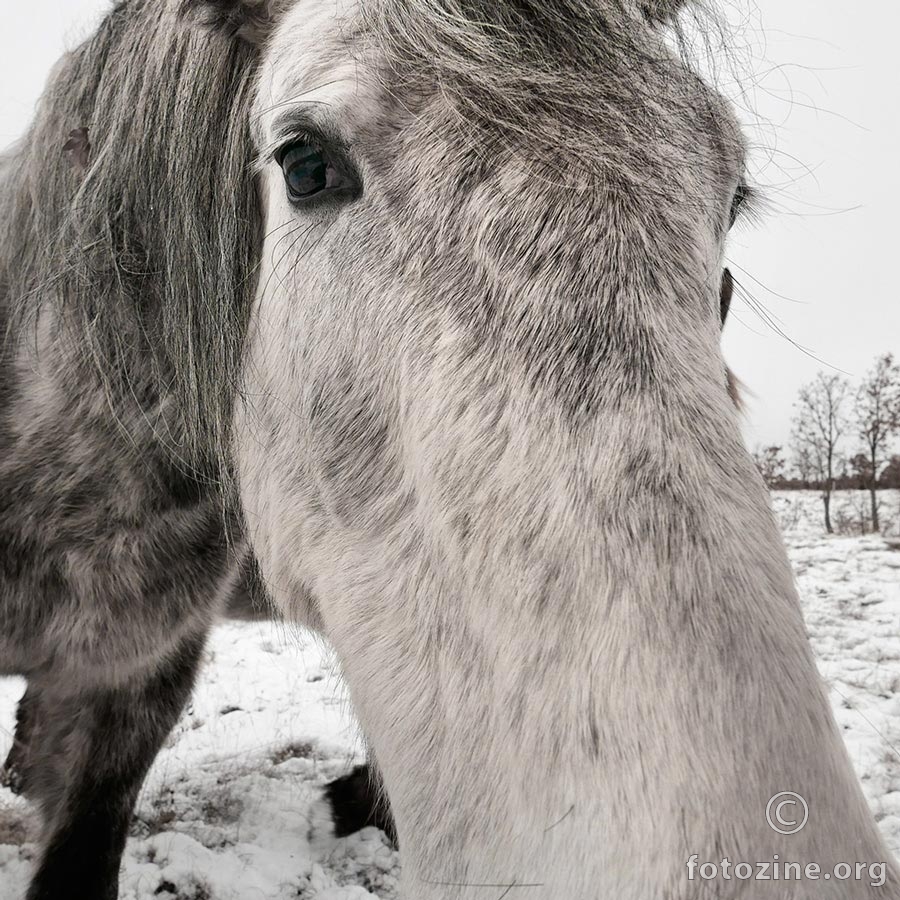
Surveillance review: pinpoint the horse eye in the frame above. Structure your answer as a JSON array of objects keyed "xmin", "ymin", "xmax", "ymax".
[
  {"xmin": 728, "ymin": 183, "xmax": 748, "ymax": 230},
  {"xmin": 276, "ymin": 142, "xmax": 348, "ymax": 204}
]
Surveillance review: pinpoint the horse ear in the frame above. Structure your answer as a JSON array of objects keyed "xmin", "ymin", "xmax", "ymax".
[
  {"xmin": 181, "ymin": 0, "xmax": 284, "ymax": 44},
  {"xmin": 640, "ymin": 0, "xmax": 687, "ymax": 25}
]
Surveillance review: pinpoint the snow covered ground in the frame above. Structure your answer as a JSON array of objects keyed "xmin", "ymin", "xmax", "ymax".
[{"xmin": 1, "ymin": 490, "xmax": 899, "ymax": 898}]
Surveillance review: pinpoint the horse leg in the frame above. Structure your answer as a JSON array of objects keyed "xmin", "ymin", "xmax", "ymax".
[
  {"xmin": 25, "ymin": 632, "xmax": 206, "ymax": 900},
  {"xmin": 324, "ymin": 759, "xmax": 397, "ymax": 846},
  {"xmin": 1, "ymin": 681, "xmax": 41, "ymax": 796}
]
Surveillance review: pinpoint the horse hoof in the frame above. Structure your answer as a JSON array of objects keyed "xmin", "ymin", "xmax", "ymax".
[
  {"xmin": 0, "ymin": 762, "xmax": 24, "ymax": 796},
  {"xmin": 322, "ymin": 765, "xmax": 397, "ymax": 847}
]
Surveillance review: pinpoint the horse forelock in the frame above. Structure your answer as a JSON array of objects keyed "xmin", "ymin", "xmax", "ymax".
[
  {"xmin": 359, "ymin": 0, "xmax": 740, "ymax": 179},
  {"xmin": 2, "ymin": 0, "xmax": 262, "ymax": 485}
]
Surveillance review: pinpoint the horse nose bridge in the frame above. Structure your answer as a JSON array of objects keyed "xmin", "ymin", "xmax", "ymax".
[
  {"xmin": 470, "ymin": 164, "xmax": 709, "ymax": 308},
  {"xmin": 481, "ymin": 266, "xmax": 719, "ymax": 425},
  {"xmin": 476, "ymin": 176, "xmax": 606, "ymax": 278}
]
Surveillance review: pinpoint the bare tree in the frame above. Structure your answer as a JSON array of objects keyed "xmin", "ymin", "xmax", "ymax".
[
  {"xmin": 791, "ymin": 373, "xmax": 851, "ymax": 534},
  {"xmin": 752, "ymin": 445, "xmax": 786, "ymax": 488},
  {"xmin": 856, "ymin": 353, "xmax": 900, "ymax": 533}
]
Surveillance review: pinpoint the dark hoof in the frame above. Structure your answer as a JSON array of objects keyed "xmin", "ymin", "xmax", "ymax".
[
  {"xmin": 325, "ymin": 765, "xmax": 397, "ymax": 847},
  {"xmin": 1, "ymin": 735, "xmax": 30, "ymax": 797},
  {"xmin": 5, "ymin": 685, "xmax": 38, "ymax": 798},
  {"xmin": 0, "ymin": 760, "xmax": 25, "ymax": 795}
]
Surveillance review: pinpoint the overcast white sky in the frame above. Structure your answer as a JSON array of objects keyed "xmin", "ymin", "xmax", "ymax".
[{"xmin": 1, "ymin": 1, "xmax": 895, "ymax": 450}]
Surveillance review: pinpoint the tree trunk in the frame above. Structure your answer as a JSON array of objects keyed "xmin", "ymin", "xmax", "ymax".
[
  {"xmin": 870, "ymin": 448, "xmax": 880, "ymax": 533},
  {"xmin": 823, "ymin": 488, "xmax": 833, "ymax": 534}
]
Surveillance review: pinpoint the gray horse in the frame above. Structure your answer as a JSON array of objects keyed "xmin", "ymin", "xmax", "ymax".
[{"xmin": 1, "ymin": 0, "xmax": 897, "ymax": 898}]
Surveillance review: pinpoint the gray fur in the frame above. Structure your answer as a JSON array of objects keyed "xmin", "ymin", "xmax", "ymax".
[{"xmin": 0, "ymin": 2, "xmax": 262, "ymax": 896}]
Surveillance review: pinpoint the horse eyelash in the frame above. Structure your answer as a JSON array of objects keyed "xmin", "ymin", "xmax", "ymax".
[
  {"xmin": 731, "ymin": 182, "xmax": 764, "ymax": 228},
  {"xmin": 271, "ymin": 126, "xmax": 322, "ymax": 159},
  {"xmin": 264, "ymin": 109, "xmax": 353, "ymax": 161}
]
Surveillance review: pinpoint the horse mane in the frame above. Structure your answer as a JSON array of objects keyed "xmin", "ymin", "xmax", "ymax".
[{"xmin": 0, "ymin": 0, "xmax": 261, "ymax": 483}]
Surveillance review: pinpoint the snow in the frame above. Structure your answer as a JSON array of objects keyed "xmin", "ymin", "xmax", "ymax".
[
  {"xmin": 0, "ymin": 626, "xmax": 400, "ymax": 900},
  {"xmin": 1, "ymin": 490, "xmax": 899, "ymax": 898}
]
